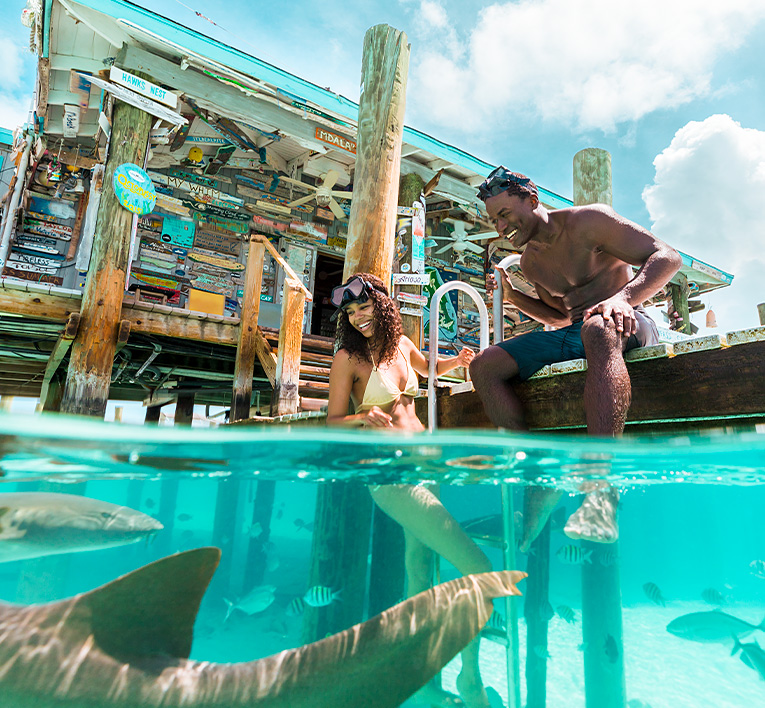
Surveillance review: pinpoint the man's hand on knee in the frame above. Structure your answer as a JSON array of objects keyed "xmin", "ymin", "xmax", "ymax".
[{"xmin": 583, "ymin": 297, "xmax": 636, "ymax": 337}]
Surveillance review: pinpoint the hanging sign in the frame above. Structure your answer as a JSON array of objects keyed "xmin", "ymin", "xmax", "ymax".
[
  {"xmin": 109, "ymin": 66, "xmax": 178, "ymax": 109},
  {"xmin": 314, "ymin": 127, "xmax": 356, "ymax": 154},
  {"xmin": 392, "ymin": 272, "xmax": 430, "ymax": 285},
  {"xmin": 63, "ymin": 104, "xmax": 80, "ymax": 138},
  {"xmin": 113, "ymin": 163, "xmax": 156, "ymax": 215},
  {"xmin": 77, "ymin": 73, "xmax": 187, "ymax": 126}
]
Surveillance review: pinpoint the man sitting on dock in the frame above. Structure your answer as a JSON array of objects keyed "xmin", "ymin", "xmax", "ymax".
[{"xmin": 469, "ymin": 167, "xmax": 682, "ymax": 549}]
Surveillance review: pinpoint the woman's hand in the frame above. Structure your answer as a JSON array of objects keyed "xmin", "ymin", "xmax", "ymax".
[
  {"xmin": 455, "ymin": 347, "xmax": 475, "ymax": 368},
  {"xmin": 363, "ymin": 406, "xmax": 394, "ymax": 428}
]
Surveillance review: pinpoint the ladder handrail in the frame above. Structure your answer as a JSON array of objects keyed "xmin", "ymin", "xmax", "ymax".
[
  {"xmin": 493, "ymin": 253, "xmax": 522, "ymax": 345},
  {"xmin": 427, "ymin": 281, "xmax": 489, "ymax": 432}
]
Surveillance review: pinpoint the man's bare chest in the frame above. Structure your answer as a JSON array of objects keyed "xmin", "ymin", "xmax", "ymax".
[{"xmin": 521, "ymin": 239, "xmax": 604, "ymax": 298}]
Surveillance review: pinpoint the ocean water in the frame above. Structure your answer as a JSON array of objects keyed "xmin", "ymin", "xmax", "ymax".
[{"xmin": 0, "ymin": 412, "xmax": 764, "ymax": 707}]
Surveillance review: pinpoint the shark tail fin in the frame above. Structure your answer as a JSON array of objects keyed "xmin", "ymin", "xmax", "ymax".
[
  {"xmin": 759, "ymin": 616, "xmax": 765, "ymax": 633},
  {"xmin": 731, "ymin": 634, "xmax": 742, "ymax": 657}
]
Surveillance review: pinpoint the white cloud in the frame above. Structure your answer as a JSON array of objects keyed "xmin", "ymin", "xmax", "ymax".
[
  {"xmin": 643, "ymin": 114, "xmax": 765, "ymax": 333},
  {"xmin": 407, "ymin": 0, "xmax": 765, "ymax": 133},
  {"xmin": 0, "ymin": 36, "xmax": 24, "ymax": 91},
  {"xmin": 0, "ymin": 93, "xmax": 31, "ymax": 131}
]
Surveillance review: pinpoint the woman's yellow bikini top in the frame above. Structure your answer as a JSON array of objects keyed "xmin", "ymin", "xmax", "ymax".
[{"xmin": 355, "ymin": 345, "xmax": 419, "ymax": 413}]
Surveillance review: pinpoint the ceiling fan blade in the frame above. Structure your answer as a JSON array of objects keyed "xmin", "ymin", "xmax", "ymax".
[
  {"xmin": 288, "ymin": 194, "xmax": 316, "ymax": 208},
  {"xmin": 465, "ymin": 242, "xmax": 485, "ymax": 254},
  {"xmin": 322, "ymin": 170, "xmax": 339, "ymax": 190},
  {"xmin": 330, "ymin": 190, "xmax": 352, "ymax": 200},
  {"xmin": 435, "ymin": 244, "xmax": 452, "ymax": 255},
  {"xmin": 280, "ymin": 176, "xmax": 314, "ymax": 191},
  {"xmin": 466, "ymin": 231, "xmax": 496, "ymax": 241},
  {"xmin": 328, "ymin": 197, "xmax": 347, "ymax": 220}
]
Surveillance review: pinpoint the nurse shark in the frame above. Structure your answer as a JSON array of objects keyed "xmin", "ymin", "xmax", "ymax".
[
  {"xmin": 0, "ymin": 492, "xmax": 163, "ymax": 562},
  {"xmin": 0, "ymin": 547, "xmax": 526, "ymax": 707}
]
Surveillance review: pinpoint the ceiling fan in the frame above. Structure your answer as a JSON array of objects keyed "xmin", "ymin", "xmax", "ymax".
[
  {"xmin": 430, "ymin": 219, "xmax": 494, "ymax": 256},
  {"xmin": 280, "ymin": 170, "xmax": 352, "ymax": 220}
]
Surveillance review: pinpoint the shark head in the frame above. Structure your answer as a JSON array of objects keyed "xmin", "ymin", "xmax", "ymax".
[
  {"xmin": 0, "ymin": 492, "xmax": 163, "ymax": 562},
  {"xmin": 0, "ymin": 547, "xmax": 526, "ymax": 708}
]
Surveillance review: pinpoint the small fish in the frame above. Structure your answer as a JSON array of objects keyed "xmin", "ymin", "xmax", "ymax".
[
  {"xmin": 556, "ymin": 545, "xmax": 592, "ymax": 565},
  {"xmin": 604, "ymin": 634, "xmax": 619, "ymax": 664},
  {"xmin": 487, "ymin": 610, "xmax": 506, "ymax": 632},
  {"xmin": 245, "ymin": 522, "xmax": 263, "ymax": 538},
  {"xmin": 224, "ymin": 584, "xmax": 276, "ymax": 621},
  {"xmin": 177, "ymin": 513, "xmax": 192, "ymax": 522},
  {"xmin": 538, "ymin": 601, "xmax": 554, "ymax": 622},
  {"xmin": 642, "ymin": 582, "xmax": 665, "ymax": 607},
  {"xmin": 144, "ymin": 498, "xmax": 156, "ymax": 510},
  {"xmin": 285, "ymin": 596, "xmax": 305, "ymax": 617},
  {"xmin": 749, "ymin": 560, "xmax": 765, "ymax": 579},
  {"xmin": 549, "ymin": 506, "xmax": 567, "ymax": 532},
  {"xmin": 275, "ymin": 508, "xmax": 284, "ymax": 520},
  {"xmin": 701, "ymin": 588, "xmax": 725, "ymax": 606},
  {"xmin": 304, "ymin": 585, "xmax": 341, "ymax": 608},
  {"xmin": 533, "ymin": 645, "xmax": 551, "ymax": 660},
  {"xmin": 667, "ymin": 611, "xmax": 765, "ymax": 643},
  {"xmin": 556, "ymin": 605, "xmax": 577, "ymax": 624},
  {"xmin": 599, "ymin": 548, "xmax": 619, "ymax": 567},
  {"xmin": 294, "ymin": 518, "xmax": 314, "ymax": 532},
  {"xmin": 732, "ymin": 635, "xmax": 765, "ymax": 681}
]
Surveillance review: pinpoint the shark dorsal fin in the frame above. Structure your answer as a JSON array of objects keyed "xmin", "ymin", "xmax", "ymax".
[{"xmin": 81, "ymin": 547, "xmax": 220, "ymax": 661}]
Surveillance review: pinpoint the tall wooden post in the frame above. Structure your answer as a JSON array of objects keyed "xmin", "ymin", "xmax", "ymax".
[
  {"xmin": 306, "ymin": 24, "xmax": 409, "ymax": 641},
  {"xmin": 669, "ymin": 275, "xmax": 691, "ymax": 335},
  {"xmin": 573, "ymin": 147, "xmax": 627, "ymax": 708},
  {"xmin": 343, "ymin": 24, "xmax": 410, "ymax": 283},
  {"xmin": 270, "ymin": 278, "xmax": 306, "ymax": 416},
  {"xmin": 231, "ymin": 238, "xmax": 266, "ymax": 421},
  {"xmin": 60, "ymin": 89, "xmax": 152, "ymax": 417},
  {"xmin": 759, "ymin": 303, "xmax": 765, "ymax": 326}
]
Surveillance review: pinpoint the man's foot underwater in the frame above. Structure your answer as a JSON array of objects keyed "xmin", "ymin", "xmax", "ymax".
[
  {"xmin": 411, "ymin": 681, "xmax": 465, "ymax": 706},
  {"xmin": 563, "ymin": 487, "xmax": 619, "ymax": 543}
]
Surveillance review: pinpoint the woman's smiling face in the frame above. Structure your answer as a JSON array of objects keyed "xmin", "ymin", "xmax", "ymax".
[{"xmin": 345, "ymin": 300, "xmax": 376, "ymax": 338}]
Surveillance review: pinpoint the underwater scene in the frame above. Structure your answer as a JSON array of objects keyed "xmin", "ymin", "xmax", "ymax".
[{"xmin": 0, "ymin": 413, "xmax": 764, "ymax": 708}]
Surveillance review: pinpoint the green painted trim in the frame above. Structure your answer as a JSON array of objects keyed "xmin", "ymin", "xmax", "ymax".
[{"xmin": 43, "ymin": 0, "xmax": 53, "ymax": 59}]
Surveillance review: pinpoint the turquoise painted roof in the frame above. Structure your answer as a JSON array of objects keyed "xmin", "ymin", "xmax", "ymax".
[
  {"xmin": 54, "ymin": 0, "xmax": 571, "ymax": 209},
  {"xmin": 0, "ymin": 128, "xmax": 13, "ymax": 146}
]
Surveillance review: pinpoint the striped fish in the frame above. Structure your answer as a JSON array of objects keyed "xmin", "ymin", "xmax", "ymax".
[
  {"xmin": 303, "ymin": 585, "xmax": 342, "ymax": 608},
  {"xmin": 538, "ymin": 601, "xmax": 554, "ymax": 622},
  {"xmin": 643, "ymin": 582, "xmax": 665, "ymax": 607},
  {"xmin": 598, "ymin": 548, "xmax": 619, "ymax": 567},
  {"xmin": 285, "ymin": 596, "xmax": 305, "ymax": 617},
  {"xmin": 556, "ymin": 605, "xmax": 577, "ymax": 624},
  {"xmin": 487, "ymin": 610, "xmax": 506, "ymax": 631},
  {"xmin": 556, "ymin": 545, "xmax": 592, "ymax": 565},
  {"xmin": 701, "ymin": 588, "xmax": 725, "ymax": 606}
]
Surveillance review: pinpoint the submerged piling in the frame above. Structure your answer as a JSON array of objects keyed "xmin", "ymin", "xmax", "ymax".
[
  {"xmin": 573, "ymin": 147, "xmax": 627, "ymax": 708},
  {"xmin": 523, "ymin": 517, "xmax": 551, "ymax": 708}
]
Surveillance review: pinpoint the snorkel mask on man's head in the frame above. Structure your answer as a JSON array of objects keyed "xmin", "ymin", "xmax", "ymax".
[{"xmin": 329, "ymin": 275, "xmax": 385, "ymax": 321}]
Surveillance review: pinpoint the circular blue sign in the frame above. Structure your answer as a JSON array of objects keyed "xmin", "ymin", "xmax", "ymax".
[{"xmin": 113, "ymin": 163, "xmax": 156, "ymax": 215}]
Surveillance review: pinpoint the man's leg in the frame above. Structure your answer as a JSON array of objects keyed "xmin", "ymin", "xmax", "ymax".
[
  {"xmin": 563, "ymin": 316, "xmax": 629, "ymax": 542},
  {"xmin": 470, "ymin": 348, "xmax": 563, "ymax": 552}
]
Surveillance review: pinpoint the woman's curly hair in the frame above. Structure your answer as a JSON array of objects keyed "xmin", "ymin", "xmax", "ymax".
[{"xmin": 335, "ymin": 272, "xmax": 403, "ymax": 365}]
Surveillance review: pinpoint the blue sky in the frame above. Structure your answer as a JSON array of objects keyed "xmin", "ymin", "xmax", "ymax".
[{"xmin": 1, "ymin": 0, "xmax": 764, "ymax": 332}]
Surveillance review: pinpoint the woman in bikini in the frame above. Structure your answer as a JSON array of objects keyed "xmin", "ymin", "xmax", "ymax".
[{"xmin": 327, "ymin": 273, "xmax": 495, "ymax": 708}]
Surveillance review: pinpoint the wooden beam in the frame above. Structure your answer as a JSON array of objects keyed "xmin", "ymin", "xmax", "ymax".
[
  {"xmin": 231, "ymin": 238, "xmax": 266, "ymax": 421},
  {"xmin": 115, "ymin": 319, "xmax": 131, "ymax": 353},
  {"xmin": 61, "ymin": 74, "xmax": 153, "ymax": 417},
  {"xmin": 344, "ymin": 25, "xmax": 410, "ymax": 283},
  {"xmin": 37, "ymin": 57, "xmax": 50, "ymax": 119},
  {"xmin": 418, "ymin": 339, "xmax": 765, "ymax": 430},
  {"xmin": 270, "ymin": 278, "xmax": 305, "ymax": 416},
  {"xmin": 39, "ymin": 312, "xmax": 80, "ymax": 409},
  {"xmin": 251, "ymin": 233, "xmax": 312, "ymax": 301},
  {"xmin": 669, "ymin": 273, "xmax": 692, "ymax": 336}
]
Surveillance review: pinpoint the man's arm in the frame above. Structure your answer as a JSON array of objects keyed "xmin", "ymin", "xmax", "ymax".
[{"xmin": 496, "ymin": 267, "xmax": 571, "ymax": 327}]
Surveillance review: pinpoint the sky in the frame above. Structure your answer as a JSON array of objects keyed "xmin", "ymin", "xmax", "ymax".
[{"xmin": 1, "ymin": 0, "xmax": 764, "ymax": 334}]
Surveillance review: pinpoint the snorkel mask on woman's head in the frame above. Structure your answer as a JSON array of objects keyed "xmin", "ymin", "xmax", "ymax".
[{"xmin": 329, "ymin": 276, "xmax": 383, "ymax": 321}]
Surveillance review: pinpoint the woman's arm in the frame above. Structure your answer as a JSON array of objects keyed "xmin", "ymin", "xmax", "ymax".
[
  {"xmin": 327, "ymin": 350, "xmax": 392, "ymax": 427},
  {"xmin": 405, "ymin": 336, "xmax": 475, "ymax": 378}
]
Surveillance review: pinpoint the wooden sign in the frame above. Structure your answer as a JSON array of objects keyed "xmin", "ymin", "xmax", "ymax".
[
  {"xmin": 392, "ymin": 272, "xmax": 430, "ymax": 285},
  {"xmin": 77, "ymin": 73, "xmax": 186, "ymax": 125},
  {"xmin": 314, "ymin": 127, "xmax": 356, "ymax": 154},
  {"xmin": 195, "ymin": 215, "xmax": 249, "ymax": 234},
  {"xmin": 16, "ymin": 244, "xmax": 64, "ymax": 259},
  {"xmin": 194, "ymin": 230, "xmax": 241, "ymax": 256},
  {"xmin": 255, "ymin": 200, "xmax": 292, "ymax": 216},
  {"xmin": 399, "ymin": 306, "xmax": 423, "ymax": 318},
  {"xmin": 188, "ymin": 251, "xmax": 245, "ymax": 271},
  {"xmin": 315, "ymin": 206, "xmax": 334, "ymax": 222},
  {"xmin": 182, "ymin": 198, "xmax": 250, "ymax": 221},
  {"xmin": 25, "ymin": 220, "xmax": 73, "ymax": 239},
  {"xmin": 397, "ymin": 292, "xmax": 428, "ymax": 305},
  {"xmin": 63, "ymin": 104, "xmax": 79, "ymax": 138},
  {"xmin": 131, "ymin": 271, "xmax": 181, "ymax": 289},
  {"xmin": 2, "ymin": 267, "xmax": 63, "ymax": 285},
  {"xmin": 109, "ymin": 66, "xmax": 178, "ymax": 109}
]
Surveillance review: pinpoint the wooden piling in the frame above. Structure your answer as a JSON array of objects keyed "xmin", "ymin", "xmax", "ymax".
[
  {"xmin": 60, "ymin": 76, "xmax": 152, "ymax": 417},
  {"xmin": 524, "ymin": 517, "xmax": 551, "ymax": 708},
  {"xmin": 669, "ymin": 274, "xmax": 692, "ymax": 336},
  {"xmin": 270, "ymin": 278, "xmax": 306, "ymax": 416},
  {"xmin": 231, "ymin": 238, "xmax": 266, "ymax": 421},
  {"xmin": 305, "ymin": 24, "xmax": 409, "ymax": 642},
  {"xmin": 344, "ymin": 24, "xmax": 410, "ymax": 283},
  {"xmin": 573, "ymin": 147, "xmax": 627, "ymax": 708},
  {"xmin": 757, "ymin": 302, "xmax": 765, "ymax": 326}
]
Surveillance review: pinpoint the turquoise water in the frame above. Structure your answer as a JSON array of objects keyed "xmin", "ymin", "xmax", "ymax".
[{"xmin": 1, "ymin": 412, "xmax": 764, "ymax": 707}]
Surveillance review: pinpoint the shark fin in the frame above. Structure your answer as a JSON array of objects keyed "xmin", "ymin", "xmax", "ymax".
[{"xmin": 82, "ymin": 547, "xmax": 221, "ymax": 661}]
